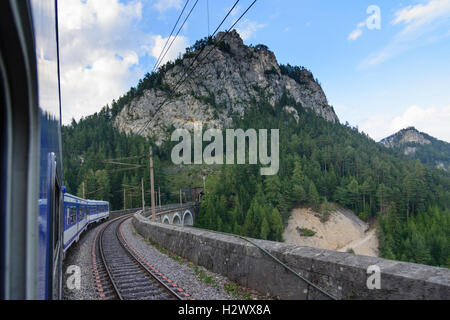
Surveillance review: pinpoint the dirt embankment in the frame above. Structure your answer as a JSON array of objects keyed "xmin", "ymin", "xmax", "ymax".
[{"xmin": 283, "ymin": 207, "xmax": 379, "ymax": 257}]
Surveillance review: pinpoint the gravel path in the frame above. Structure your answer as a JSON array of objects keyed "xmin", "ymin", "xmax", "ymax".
[
  {"xmin": 62, "ymin": 222, "xmax": 105, "ymax": 300},
  {"xmin": 121, "ymin": 218, "xmax": 263, "ymax": 300}
]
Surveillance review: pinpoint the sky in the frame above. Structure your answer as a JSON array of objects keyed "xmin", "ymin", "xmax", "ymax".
[{"xmin": 57, "ymin": 0, "xmax": 450, "ymax": 142}]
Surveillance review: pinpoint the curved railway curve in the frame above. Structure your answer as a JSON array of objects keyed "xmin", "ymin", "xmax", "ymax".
[{"xmin": 92, "ymin": 215, "xmax": 187, "ymax": 300}]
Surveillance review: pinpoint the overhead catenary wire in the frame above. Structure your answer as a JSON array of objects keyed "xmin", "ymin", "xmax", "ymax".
[
  {"xmin": 152, "ymin": 0, "xmax": 191, "ymax": 73},
  {"xmin": 154, "ymin": 0, "xmax": 200, "ymax": 72},
  {"xmin": 135, "ymin": 0, "xmax": 242, "ymax": 136},
  {"xmin": 103, "ymin": 154, "xmax": 148, "ymax": 173},
  {"xmin": 206, "ymin": 0, "xmax": 210, "ymax": 36},
  {"xmin": 105, "ymin": 166, "xmax": 147, "ymax": 174},
  {"xmin": 103, "ymin": 154, "xmax": 146, "ymax": 162},
  {"xmin": 171, "ymin": 0, "xmax": 258, "ymax": 94},
  {"xmin": 85, "ymin": 187, "xmax": 104, "ymax": 196},
  {"xmin": 136, "ymin": 0, "xmax": 251, "ymax": 136}
]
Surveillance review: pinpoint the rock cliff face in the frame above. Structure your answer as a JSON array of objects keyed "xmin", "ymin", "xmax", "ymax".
[
  {"xmin": 380, "ymin": 127, "xmax": 431, "ymax": 149},
  {"xmin": 115, "ymin": 30, "xmax": 338, "ymax": 143},
  {"xmin": 380, "ymin": 127, "xmax": 450, "ymax": 171}
]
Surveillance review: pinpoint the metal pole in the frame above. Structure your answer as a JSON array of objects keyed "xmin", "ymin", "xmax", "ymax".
[
  {"xmin": 141, "ymin": 178, "xmax": 145, "ymax": 214},
  {"xmin": 123, "ymin": 188, "xmax": 126, "ymax": 210},
  {"xmin": 158, "ymin": 186, "xmax": 161, "ymax": 209},
  {"xmin": 82, "ymin": 182, "xmax": 85, "ymax": 199},
  {"xmin": 180, "ymin": 189, "xmax": 182, "ymax": 208},
  {"xmin": 149, "ymin": 147, "xmax": 156, "ymax": 222}
]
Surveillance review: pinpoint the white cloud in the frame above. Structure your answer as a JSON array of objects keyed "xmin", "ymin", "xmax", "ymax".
[
  {"xmin": 348, "ymin": 28, "xmax": 363, "ymax": 41},
  {"xmin": 54, "ymin": 0, "xmax": 190, "ymax": 124},
  {"xmin": 360, "ymin": 105, "xmax": 450, "ymax": 142},
  {"xmin": 393, "ymin": 0, "xmax": 450, "ymax": 26},
  {"xmin": 146, "ymin": 35, "xmax": 189, "ymax": 67},
  {"xmin": 57, "ymin": 0, "xmax": 146, "ymax": 124},
  {"xmin": 235, "ymin": 19, "xmax": 265, "ymax": 40},
  {"xmin": 348, "ymin": 21, "xmax": 366, "ymax": 41},
  {"xmin": 228, "ymin": 4, "xmax": 241, "ymax": 17},
  {"xmin": 153, "ymin": 0, "xmax": 183, "ymax": 12},
  {"xmin": 360, "ymin": 0, "xmax": 450, "ymax": 68}
]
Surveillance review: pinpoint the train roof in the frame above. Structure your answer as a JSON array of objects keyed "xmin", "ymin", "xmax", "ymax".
[{"xmin": 64, "ymin": 193, "xmax": 109, "ymax": 205}]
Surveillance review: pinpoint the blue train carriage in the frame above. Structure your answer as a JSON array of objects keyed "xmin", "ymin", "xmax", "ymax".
[
  {"xmin": 1, "ymin": 0, "xmax": 64, "ymax": 299},
  {"xmin": 63, "ymin": 193, "xmax": 110, "ymax": 253}
]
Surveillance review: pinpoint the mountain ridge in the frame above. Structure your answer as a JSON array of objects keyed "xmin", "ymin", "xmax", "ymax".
[
  {"xmin": 114, "ymin": 30, "xmax": 339, "ymax": 144},
  {"xmin": 380, "ymin": 127, "xmax": 450, "ymax": 171}
]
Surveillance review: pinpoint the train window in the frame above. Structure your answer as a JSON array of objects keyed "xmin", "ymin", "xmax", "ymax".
[
  {"xmin": 79, "ymin": 206, "xmax": 85, "ymax": 220},
  {"xmin": 67, "ymin": 207, "xmax": 76, "ymax": 225},
  {"xmin": 66, "ymin": 208, "xmax": 70, "ymax": 226}
]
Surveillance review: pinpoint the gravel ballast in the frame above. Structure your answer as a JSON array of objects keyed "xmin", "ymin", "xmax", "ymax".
[
  {"xmin": 62, "ymin": 222, "xmax": 105, "ymax": 300},
  {"xmin": 121, "ymin": 218, "xmax": 264, "ymax": 300},
  {"xmin": 63, "ymin": 217, "xmax": 264, "ymax": 300}
]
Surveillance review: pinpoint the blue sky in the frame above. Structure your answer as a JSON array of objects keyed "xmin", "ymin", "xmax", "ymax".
[{"xmin": 58, "ymin": 0, "xmax": 450, "ymax": 142}]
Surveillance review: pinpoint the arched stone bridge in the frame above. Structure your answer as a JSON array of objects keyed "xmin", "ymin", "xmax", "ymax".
[{"xmin": 143, "ymin": 203, "xmax": 196, "ymax": 227}]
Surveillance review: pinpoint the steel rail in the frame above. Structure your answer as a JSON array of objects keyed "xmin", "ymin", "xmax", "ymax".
[
  {"xmin": 97, "ymin": 215, "xmax": 181, "ymax": 300},
  {"xmin": 115, "ymin": 218, "xmax": 181, "ymax": 300}
]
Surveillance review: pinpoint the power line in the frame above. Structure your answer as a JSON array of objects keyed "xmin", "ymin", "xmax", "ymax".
[
  {"xmin": 122, "ymin": 184, "xmax": 140, "ymax": 189},
  {"xmin": 136, "ymin": 0, "xmax": 245, "ymax": 136},
  {"xmin": 105, "ymin": 165, "xmax": 147, "ymax": 174},
  {"xmin": 103, "ymin": 154, "xmax": 147, "ymax": 173},
  {"xmin": 104, "ymin": 155, "xmax": 146, "ymax": 162},
  {"xmin": 86, "ymin": 187, "xmax": 104, "ymax": 196},
  {"xmin": 154, "ymin": 0, "xmax": 200, "ymax": 72},
  {"xmin": 175, "ymin": 0, "xmax": 258, "ymax": 89},
  {"xmin": 206, "ymin": 0, "xmax": 210, "ymax": 36},
  {"xmin": 152, "ymin": 0, "xmax": 191, "ymax": 73}
]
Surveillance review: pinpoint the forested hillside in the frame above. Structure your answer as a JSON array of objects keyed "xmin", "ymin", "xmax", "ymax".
[
  {"xmin": 62, "ymin": 34, "xmax": 450, "ymax": 268},
  {"xmin": 193, "ymin": 93, "xmax": 450, "ymax": 268},
  {"xmin": 381, "ymin": 127, "xmax": 450, "ymax": 171},
  {"xmin": 62, "ymin": 109, "xmax": 177, "ymax": 210}
]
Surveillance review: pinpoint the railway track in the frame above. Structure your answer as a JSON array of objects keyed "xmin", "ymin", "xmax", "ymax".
[{"xmin": 93, "ymin": 216, "xmax": 183, "ymax": 300}]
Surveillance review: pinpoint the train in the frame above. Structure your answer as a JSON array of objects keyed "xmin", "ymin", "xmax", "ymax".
[
  {"xmin": 62, "ymin": 193, "xmax": 109, "ymax": 253},
  {"xmin": 1, "ymin": 0, "xmax": 109, "ymax": 299}
]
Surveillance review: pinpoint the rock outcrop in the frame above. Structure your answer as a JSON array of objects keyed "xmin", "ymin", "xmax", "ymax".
[
  {"xmin": 115, "ymin": 30, "xmax": 339, "ymax": 143},
  {"xmin": 380, "ymin": 127, "xmax": 450, "ymax": 171},
  {"xmin": 380, "ymin": 127, "xmax": 431, "ymax": 150}
]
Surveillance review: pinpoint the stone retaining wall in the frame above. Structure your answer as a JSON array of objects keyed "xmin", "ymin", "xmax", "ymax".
[{"xmin": 132, "ymin": 213, "xmax": 450, "ymax": 300}]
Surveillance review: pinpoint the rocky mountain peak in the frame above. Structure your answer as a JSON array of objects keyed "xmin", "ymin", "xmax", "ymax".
[
  {"xmin": 380, "ymin": 127, "xmax": 450, "ymax": 171},
  {"xmin": 380, "ymin": 127, "xmax": 431, "ymax": 149},
  {"xmin": 115, "ymin": 30, "xmax": 339, "ymax": 144}
]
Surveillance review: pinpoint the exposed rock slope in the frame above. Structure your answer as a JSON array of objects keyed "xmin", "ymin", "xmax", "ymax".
[
  {"xmin": 380, "ymin": 127, "xmax": 431, "ymax": 148},
  {"xmin": 283, "ymin": 207, "xmax": 378, "ymax": 257},
  {"xmin": 115, "ymin": 30, "xmax": 339, "ymax": 143},
  {"xmin": 380, "ymin": 127, "xmax": 450, "ymax": 171}
]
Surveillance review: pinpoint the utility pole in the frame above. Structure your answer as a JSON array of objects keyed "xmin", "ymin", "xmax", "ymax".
[
  {"xmin": 158, "ymin": 186, "xmax": 161, "ymax": 209},
  {"xmin": 141, "ymin": 178, "xmax": 145, "ymax": 214},
  {"xmin": 82, "ymin": 182, "xmax": 85, "ymax": 199},
  {"xmin": 149, "ymin": 147, "xmax": 156, "ymax": 222},
  {"xmin": 123, "ymin": 188, "xmax": 126, "ymax": 210},
  {"xmin": 180, "ymin": 189, "xmax": 182, "ymax": 208}
]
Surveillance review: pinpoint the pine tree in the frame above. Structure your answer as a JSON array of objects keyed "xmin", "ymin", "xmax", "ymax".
[
  {"xmin": 308, "ymin": 181, "xmax": 320, "ymax": 209},
  {"xmin": 260, "ymin": 217, "xmax": 270, "ymax": 240}
]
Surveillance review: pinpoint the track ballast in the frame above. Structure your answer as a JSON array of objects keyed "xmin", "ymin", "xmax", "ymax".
[{"xmin": 95, "ymin": 216, "xmax": 182, "ymax": 300}]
